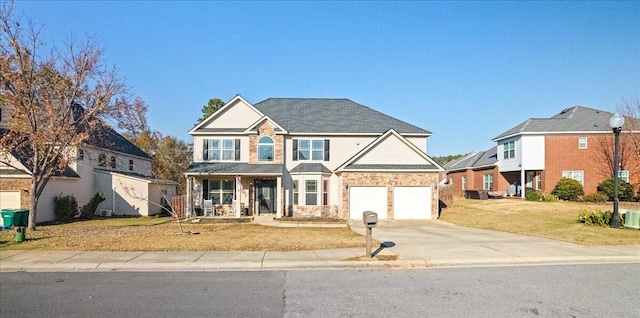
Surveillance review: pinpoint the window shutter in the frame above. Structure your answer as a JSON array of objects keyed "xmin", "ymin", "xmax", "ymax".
[
  {"xmin": 203, "ymin": 139, "xmax": 209, "ymax": 161},
  {"xmin": 324, "ymin": 139, "xmax": 330, "ymax": 161},
  {"xmin": 203, "ymin": 179, "xmax": 209, "ymax": 200},
  {"xmin": 292, "ymin": 139, "xmax": 298, "ymax": 161},
  {"xmin": 235, "ymin": 139, "xmax": 241, "ymax": 161}
]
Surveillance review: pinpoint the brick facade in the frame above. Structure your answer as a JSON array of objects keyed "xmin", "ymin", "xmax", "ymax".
[
  {"xmin": 0, "ymin": 177, "xmax": 31, "ymax": 208},
  {"xmin": 340, "ymin": 172, "xmax": 440, "ymax": 219}
]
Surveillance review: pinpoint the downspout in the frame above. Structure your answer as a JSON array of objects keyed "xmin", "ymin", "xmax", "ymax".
[{"xmin": 112, "ymin": 186, "xmax": 116, "ymax": 214}]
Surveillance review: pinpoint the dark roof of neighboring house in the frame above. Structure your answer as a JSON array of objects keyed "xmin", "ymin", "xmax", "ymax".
[
  {"xmin": 445, "ymin": 147, "xmax": 498, "ymax": 172},
  {"xmin": 493, "ymin": 106, "xmax": 615, "ymax": 141},
  {"xmin": 252, "ymin": 98, "xmax": 431, "ymax": 135},
  {"xmin": 185, "ymin": 162, "xmax": 283, "ymax": 175},
  {"xmin": 85, "ymin": 123, "xmax": 151, "ymax": 159},
  {"xmin": 289, "ymin": 163, "xmax": 332, "ymax": 174}
]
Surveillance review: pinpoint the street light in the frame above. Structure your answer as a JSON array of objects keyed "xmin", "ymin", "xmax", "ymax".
[{"xmin": 609, "ymin": 113, "xmax": 625, "ymax": 228}]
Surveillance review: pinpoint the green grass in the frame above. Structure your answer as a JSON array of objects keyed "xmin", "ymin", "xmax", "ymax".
[{"xmin": 440, "ymin": 197, "xmax": 640, "ymax": 245}]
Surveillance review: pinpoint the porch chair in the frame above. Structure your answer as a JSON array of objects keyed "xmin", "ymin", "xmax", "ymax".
[{"xmin": 203, "ymin": 200, "xmax": 214, "ymax": 216}]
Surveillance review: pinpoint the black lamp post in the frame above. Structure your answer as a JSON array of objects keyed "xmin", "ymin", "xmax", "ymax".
[{"xmin": 609, "ymin": 113, "xmax": 625, "ymax": 228}]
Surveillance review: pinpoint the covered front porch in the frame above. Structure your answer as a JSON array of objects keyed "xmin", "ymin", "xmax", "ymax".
[
  {"xmin": 184, "ymin": 162, "xmax": 284, "ymax": 218},
  {"xmin": 500, "ymin": 170, "xmax": 543, "ymax": 197}
]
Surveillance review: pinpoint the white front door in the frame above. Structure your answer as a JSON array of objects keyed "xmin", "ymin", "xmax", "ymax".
[
  {"xmin": 393, "ymin": 186, "xmax": 431, "ymax": 219},
  {"xmin": 349, "ymin": 187, "xmax": 387, "ymax": 220}
]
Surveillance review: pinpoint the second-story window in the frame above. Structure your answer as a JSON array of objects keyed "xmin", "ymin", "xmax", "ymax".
[
  {"xmin": 503, "ymin": 141, "xmax": 515, "ymax": 159},
  {"xmin": 293, "ymin": 139, "xmax": 330, "ymax": 161},
  {"xmin": 109, "ymin": 156, "xmax": 116, "ymax": 169},
  {"xmin": 258, "ymin": 136, "xmax": 274, "ymax": 162},
  {"xmin": 98, "ymin": 153, "xmax": 106, "ymax": 167},
  {"xmin": 77, "ymin": 149, "xmax": 85, "ymax": 161},
  {"xmin": 578, "ymin": 137, "xmax": 587, "ymax": 149},
  {"xmin": 203, "ymin": 139, "xmax": 240, "ymax": 161},
  {"xmin": 129, "ymin": 159, "xmax": 134, "ymax": 171}
]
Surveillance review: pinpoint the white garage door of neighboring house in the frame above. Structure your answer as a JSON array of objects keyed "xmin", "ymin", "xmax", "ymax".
[
  {"xmin": 0, "ymin": 191, "xmax": 21, "ymax": 209},
  {"xmin": 393, "ymin": 187, "xmax": 431, "ymax": 220},
  {"xmin": 349, "ymin": 187, "xmax": 388, "ymax": 220}
]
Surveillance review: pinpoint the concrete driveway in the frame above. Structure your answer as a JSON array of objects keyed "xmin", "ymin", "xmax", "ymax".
[{"xmin": 348, "ymin": 219, "xmax": 640, "ymax": 266}]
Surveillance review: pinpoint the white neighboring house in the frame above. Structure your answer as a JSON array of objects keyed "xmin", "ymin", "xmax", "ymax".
[{"xmin": 0, "ymin": 116, "xmax": 177, "ymax": 224}]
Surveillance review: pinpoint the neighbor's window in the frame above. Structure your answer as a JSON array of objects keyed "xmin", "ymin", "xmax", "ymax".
[
  {"xmin": 503, "ymin": 141, "xmax": 515, "ymax": 159},
  {"xmin": 258, "ymin": 136, "xmax": 274, "ymax": 162},
  {"xmin": 618, "ymin": 170, "xmax": 629, "ymax": 183},
  {"xmin": 98, "ymin": 153, "xmax": 106, "ymax": 167},
  {"xmin": 462, "ymin": 176, "xmax": 467, "ymax": 190},
  {"xmin": 562, "ymin": 170, "xmax": 584, "ymax": 186},
  {"xmin": 483, "ymin": 174, "xmax": 494, "ymax": 190},
  {"xmin": 293, "ymin": 180, "xmax": 299, "ymax": 205},
  {"xmin": 305, "ymin": 180, "xmax": 317, "ymax": 205},
  {"xmin": 109, "ymin": 156, "xmax": 116, "ymax": 169},
  {"xmin": 535, "ymin": 171, "xmax": 542, "ymax": 190},
  {"xmin": 78, "ymin": 149, "xmax": 85, "ymax": 161},
  {"xmin": 578, "ymin": 137, "xmax": 587, "ymax": 149},
  {"xmin": 208, "ymin": 179, "xmax": 235, "ymax": 205},
  {"xmin": 203, "ymin": 139, "xmax": 239, "ymax": 161},
  {"xmin": 129, "ymin": 159, "xmax": 134, "ymax": 171}
]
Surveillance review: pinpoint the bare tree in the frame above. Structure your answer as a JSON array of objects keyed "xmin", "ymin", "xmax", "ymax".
[
  {"xmin": 0, "ymin": 2, "xmax": 128, "ymax": 230},
  {"xmin": 616, "ymin": 97, "xmax": 640, "ymax": 159}
]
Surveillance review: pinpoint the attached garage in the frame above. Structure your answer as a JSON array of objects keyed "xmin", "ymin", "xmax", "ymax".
[
  {"xmin": 0, "ymin": 191, "xmax": 21, "ymax": 209},
  {"xmin": 393, "ymin": 186, "xmax": 431, "ymax": 219},
  {"xmin": 349, "ymin": 186, "xmax": 387, "ymax": 220}
]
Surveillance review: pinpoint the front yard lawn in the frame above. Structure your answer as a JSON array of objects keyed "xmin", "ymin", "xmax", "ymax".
[
  {"xmin": 0, "ymin": 217, "xmax": 366, "ymax": 251},
  {"xmin": 439, "ymin": 197, "xmax": 640, "ymax": 245}
]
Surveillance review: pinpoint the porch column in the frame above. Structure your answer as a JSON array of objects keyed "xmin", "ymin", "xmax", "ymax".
[
  {"xmin": 520, "ymin": 169, "xmax": 526, "ymax": 198},
  {"xmin": 186, "ymin": 177, "xmax": 192, "ymax": 218},
  {"xmin": 276, "ymin": 176, "xmax": 283, "ymax": 219}
]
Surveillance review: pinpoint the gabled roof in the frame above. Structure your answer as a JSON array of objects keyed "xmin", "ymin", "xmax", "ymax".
[
  {"xmin": 493, "ymin": 106, "xmax": 615, "ymax": 141},
  {"xmin": 446, "ymin": 147, "xmax": 498, "ymax": 172},
  {"xmin": 336, "ymin": 129, "xmax": 442, "ymax": 172},
  {"xmin": 253, "ymin": 98, "xmax": 431, "ymax": 135},
  {"xmin": 85, "ymin": 123, "xmax": 151, "ymax": 159}
]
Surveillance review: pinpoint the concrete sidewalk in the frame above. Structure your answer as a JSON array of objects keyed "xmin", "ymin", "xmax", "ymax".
[{"xmin": 1, "ymin": 219, "xmax": 638, "ymax": 272}]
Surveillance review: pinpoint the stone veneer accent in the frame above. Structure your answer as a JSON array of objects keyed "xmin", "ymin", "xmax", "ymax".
[
  {"xmin": 340, "ymin": 172, "xmax": 440, "ymax": 219},
  {"xmin": 291, "ymin": 205, "xmax": 339, "ymax": 218},
  {"xmin": 0, "ymin": 178, "xmax": 31, "ymax": 208},
  {"xmin": 248, "ymin": 121, "xmax": 284, "ymax": 164}
]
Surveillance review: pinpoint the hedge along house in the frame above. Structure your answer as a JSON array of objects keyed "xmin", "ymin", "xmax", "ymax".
[
  {"xmin": 184, "ymin": 95, "xmax": 444, "ymax": 220},
  {"xmin": 0, "ymin": 107, "xmax": 177, "ymax": 223}
]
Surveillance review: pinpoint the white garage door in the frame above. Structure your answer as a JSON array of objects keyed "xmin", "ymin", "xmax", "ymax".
[
  {"xmin": 0, "ymin": 191, "xmax": 21, "ymax": 209},
  {"xmin": 349, "ymin": 187, "xmax": 387, "ymax": 220},
  {"xmin": 393, "ymin": 186, "xmax": 431, "ymax": 220}
]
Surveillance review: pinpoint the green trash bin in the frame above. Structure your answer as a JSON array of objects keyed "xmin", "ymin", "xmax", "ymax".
[
  {"xmin": 13, "ymin": 209, "xmax": 29, "ymax": 227},
  {"xmin": 1, "ymin": 209, "xmax": 15, "ymax": 229},
  {"xmin": 15, "ymin": 226, "xmax": 26, "ymax": 242}
]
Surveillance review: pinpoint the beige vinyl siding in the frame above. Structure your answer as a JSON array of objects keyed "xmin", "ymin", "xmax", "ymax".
[
  {"xmin": 354, "ymin": 134, "xmax": 427, "ymax": 165},
  {"xmin": 405, "ymin": 136, "xmax": 427, "ymax": 153},
  {"xmin": 285, "ymin": 136, "xmax": 376, "ymax": 170},
  {"xmin": 201, "ymin": 99, "xmax": 262, "ymax": 129}
]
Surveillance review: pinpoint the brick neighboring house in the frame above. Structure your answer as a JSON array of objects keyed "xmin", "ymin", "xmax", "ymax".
[
  {"xmin": 446, "ymin": 106, "xmax": 640, "ymax": 197},
  {"xmin": 0, "ymin": 108, "xmax": 177, "ymax": 224},
  {"xmin": 184, "ymin": 95, "xmax": 444, "ymax": 220}
]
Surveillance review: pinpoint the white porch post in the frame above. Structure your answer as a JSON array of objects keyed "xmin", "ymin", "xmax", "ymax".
[
  {"xmin": 520, "ymin": 169, "xmax": 526, "ymax": 198},
  {"xmin": 186, "ymin": 177, "xmax": 192, "ymax": 218},
  {"xmin": 235, "ymin": 175, "xmax": 241, "ymax": 218},
  {"xmin": 276, "ymin": 176, "xmax": 283, "ymax": 219}
]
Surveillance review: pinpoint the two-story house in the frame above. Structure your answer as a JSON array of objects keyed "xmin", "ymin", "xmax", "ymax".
[
  {"xmin": 185, "ymin": 95, "xmax": 443, "ymax": 220},
  {"xmin": 0, "ymin": 109, "xmax": 177, "ymax": 223},
  {"xmin": 446, "ymin": 106, "xmax": 640, "ymax": 197}
]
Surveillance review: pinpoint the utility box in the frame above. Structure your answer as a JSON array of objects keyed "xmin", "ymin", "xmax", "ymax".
[{"xmin": 363, "ymin": 211, "xmax": 378, "ymax": 228}]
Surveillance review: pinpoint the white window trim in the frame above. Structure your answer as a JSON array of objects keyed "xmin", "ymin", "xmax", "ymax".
[
  {"xmin": 503, "ymin": 141, "xmax": 515, "ymax": 159},
  {"xmin": 618, "ymin": 170, "xmax": 629, "ymax": 183},
  {"xmin": 204, "ymin": 138, "xmax": 237, "ymax": 161},
  {"xmin": 462, "ymin": 176, "xmax": 467, "ymax": 190},
  {"xmin": 483, "ymin": 174, "xmax": 493, "ymax": 190},
  {"xmin": 297, "ymin": 139, "xmax": 326, "ymax": 161},
  {"xmin": 578, "ymin": 137, "xmax": 587, "ymax": 150},
  {"xmin": 257, "ymin": 136, "xmax": 274, "ymax": 162},
  {"xmin": 562, "ymin": 170, "xmax": 584, "ymax": 186}
]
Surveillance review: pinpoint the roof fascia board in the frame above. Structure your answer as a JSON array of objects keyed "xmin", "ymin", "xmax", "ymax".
[
  {"xmin": 189, "ymin": 95, "xmax": 264, "ymax": 133},
  {"xmin": 244, "ymin": 115, "xmax": 289, "ymax": 134},
  {"xmin": 492, "ymin": 131, "xmax": 616, "ymax": 142}
]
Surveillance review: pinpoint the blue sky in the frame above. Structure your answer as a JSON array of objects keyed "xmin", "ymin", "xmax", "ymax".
[{"xmin": 13, "ymin": 1, "xmax": 640, "ymax": 157}]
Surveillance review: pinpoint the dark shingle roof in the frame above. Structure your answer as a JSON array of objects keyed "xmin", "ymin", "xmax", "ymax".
[
  {"xmin": 289, "ymin": 163, "xmax": 331, "ymax": 174},
  {"xmin": 446, "ymin": 147, "xmax": 498, "ymax": 172},
  {"xmin": 185, "ymin": 162, "xmax": 283, "ymax": 175},
  {"xmin": 493, "ymin": 106, "xmax": 614, "ymax": 141},
  {"xmin": 252, "ymin": 98, "xmax": 430, "ymax": 134},
  {"xmin": 85, "ymin": 123, "xmax": 151, "ymax": 159}
]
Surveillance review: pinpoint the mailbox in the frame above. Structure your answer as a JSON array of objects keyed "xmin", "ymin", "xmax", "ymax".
[{"xmin": 363, "ymin": 211, "xmax": 378, "ymax": 228}]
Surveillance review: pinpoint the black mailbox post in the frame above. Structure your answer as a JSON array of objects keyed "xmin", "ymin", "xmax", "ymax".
[{"xmin": 362, "ymin": 211, "xmax": 378, "ymax": 257}]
